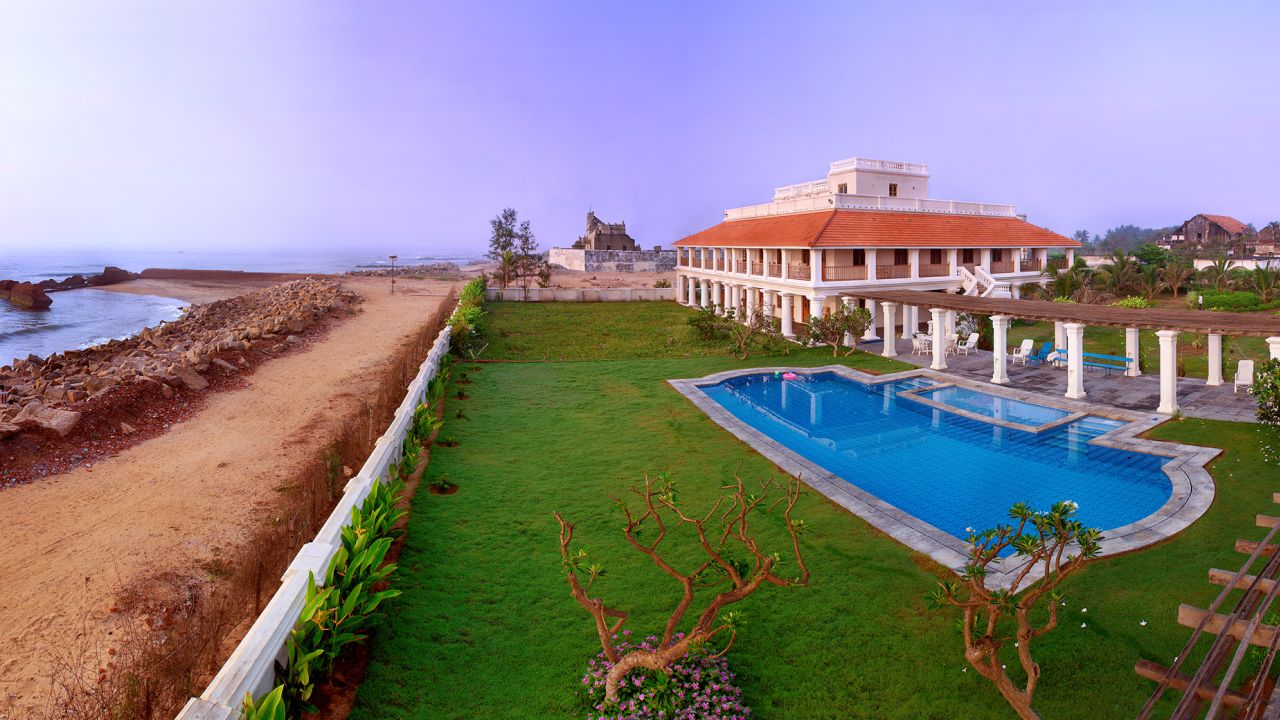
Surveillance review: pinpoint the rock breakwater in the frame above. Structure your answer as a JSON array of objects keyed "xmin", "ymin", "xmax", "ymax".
[{"xmin": 0, "ymin": 278, "xmax": 358, "ymax": 440}]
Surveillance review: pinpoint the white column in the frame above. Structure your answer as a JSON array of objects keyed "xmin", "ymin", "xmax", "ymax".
[
  {"xmin": 810, "ymin": 249, "xmax": 822, "ymax": 284},
  {"xmin": 900, "ymin": 305, "xmax": 914, "ymax": 340},
  {"xmin": 866, "ymin": 249, "xmax": 878, "ymax": 281},
  {"xmin": 880, "ymin": 302, "xmax": 898, "ymax": 357},
  {"xmin": 764, "ymin": 289, "xmax": 776, "ymax": 317},
  {"xmin": 1125, "ymin": 327, "xmax": 1141, "ymax": 377},
  {"xmin": 1066, "ymin": 248, "xmax": 1076, "ymax": 266},
  {"xmin": 700, "ymin": 279, "xmax": 712, "ymax": 309},
  {"xmin": 1064, "ymin": 322, "xmax": 1086, "ymax": 400},
  {"xmin": 991, "ymin": 315, "xmax": 1010, "ymax": 384},
  {"xmin": 1268, "ymin": 337, "xmax": 1280, "ymax": 360},
  {"xmin": 1157, "ymin": 330, "xmax": 1179, "ymax": 414},
  {"xmin": 683, "ymin": 275, "xmax": 694, "ymax": 305},
  {"xmin": 745, "ymin": 286, "xmax": 757, "ymax": 318},
  {"xmin": 909, "ymin": 249, "xmax": 920, "ymax": 278},
  {"xmin": 1054, "ymin": 321, "xmax": 1066, "ymax": 353},
  {"xmin": 862, "ymin": 298, "xmax": 879, "ymax": 340},
  {"xmin": 841, "ymin": 297, "xmax": 855, "ymax": 347},
  {"xmin": 1011, "ymin": 284, "xmax": 1022, "ymax": 299},
  {"xmin": 945, "ymin": 310, "xmax": 957, "ymax": 339},
  {"xmin": 780, "ymin": 294, "xmax": 795, "ymax": 338},
  {"xmin": 930, "ymin": 308, "xmax": 947, "ymax": 370},
  {"xmin": 1206, "ymin": 334, "xmax": 1223, "ymax": 386}
]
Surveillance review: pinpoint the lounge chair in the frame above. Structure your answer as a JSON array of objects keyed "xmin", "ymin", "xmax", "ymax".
[
  {"xmin": 1235, "ymin": 359, "xmax": 1255, "ymax": 394},
  {"xmin": 1010, "ymin": 338, "xmax": 1034, "ymax": 366},
  {"xmin": 1026, "ymin": 341, "xmax": 1055, "ymax": 368},
  {"xmin": 956, "ymin": 333, "xmax": 979, "ymax": 356},
  {"xmin": 944, "ymin": 333, "xmax": 960, "ymax": 356},
  {"xmin": 910, "ymin": 336, "xmax": 925, "ymax": 356}
]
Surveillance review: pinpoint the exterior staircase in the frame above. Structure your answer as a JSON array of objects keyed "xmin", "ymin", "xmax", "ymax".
[{"xmin": 956, "ymin": 266, "xmax": 1012, "ymax": 298}]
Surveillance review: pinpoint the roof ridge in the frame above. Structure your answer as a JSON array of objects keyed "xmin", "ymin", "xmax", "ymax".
[{"xmin": 810, "ymin": 209, "xmax": 839, "ymax": 247}]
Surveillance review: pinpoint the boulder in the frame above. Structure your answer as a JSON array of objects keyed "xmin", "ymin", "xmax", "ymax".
[
  {"xmin": 13, "ymin": 402, "xmax": 81, "ymax": 437},
  {"xmin": 3, "ymin": 281, "xmax": 53, "ymax": 310},
  {"xmin": 88, "ymin": 266, "xmax": 136, "ymax": 287},
  {"xmin": 173, "ymin": 367, "xmax": 209, "ymax": 391},
  {"xmin": 0, "ymin": 421, "xmax": 19, "ymax": 440}
]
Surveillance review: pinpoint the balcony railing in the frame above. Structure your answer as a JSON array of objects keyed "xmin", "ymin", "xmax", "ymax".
[
  {"xmin": 767, "ymin": 262, "xmax": 782, "ymax": 278},
  {"xmin": 1022, "ymin": 258, "xmax": 1042, "ymax": 272},
  {"xmin": 1046, "ymin": 257, "xmax": 1068, "ymax": 270},
  {"xmin": 786, "ymin": 263, "xmax": 811, "ymax": 280},
  {"xmin": 678, "ymin": 257, "xmax": 689, "ymax": 266},
  {"xmin": 989, "ymin": 260, "xmax": 1015, "ymax": 274},
  {"xmin": 918, "ymin": 263, "xmax": 950, "ymax": 278},
  {"xmin": 822, "ymin": 265, "xmax": 868, "ymax": 281},
  {"xmin": 876, "ymin": 264, "xmax": 911, "ymax": 279},
  {"xmin": 715, "ymin": 259, "xmax": 724, "ymax": 271}
]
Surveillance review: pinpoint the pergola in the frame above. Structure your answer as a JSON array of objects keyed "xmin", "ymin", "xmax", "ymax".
[{"xmin": 839, "ymin": 289, "xmax": 1280, "ymax": 415}]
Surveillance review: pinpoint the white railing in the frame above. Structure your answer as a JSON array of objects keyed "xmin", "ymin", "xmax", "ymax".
[
  {"xmin": 829, "ymin": 157, "xmax": 929, "ymax": 176},
  {"xmin": 771, "ymin": 179, "xmax": 828, "ymax": 201},
  {"xmin": 725, "ymin": 193, "xmax": 1016, "ymax": 220},
  {"xmin": 176, "ymin": 315, "xmax": 455, "ymax": 720},
  {"xmin": 973, "ymin": 266, "xmax": 1012, "ymax": 298}
]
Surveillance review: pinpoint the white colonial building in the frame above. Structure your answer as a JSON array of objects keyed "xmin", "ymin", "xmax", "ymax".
[{"xmin": 673, "ymin": 156, "xmax": 1079, "ymax": 340}]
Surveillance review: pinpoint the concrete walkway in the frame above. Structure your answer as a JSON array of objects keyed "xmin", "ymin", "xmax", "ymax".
[{"xmin": 886, "ymin": 344, "xmax": 1258, "ymax": 423}]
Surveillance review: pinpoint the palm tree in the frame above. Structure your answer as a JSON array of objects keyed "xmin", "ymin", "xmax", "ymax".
[
  {"xmin": 1198, "ymin": 255, "xmax": 1235, "ymax": 293},
  {"xmin": 497, "ymin": 250, "xmax": 518, "ymax": 289},
  {"xmin": 1158, "ymin": 259, "xmax": 1195, "ymax": 299},
  {"xmin": 1137, "ymin": 265, "xmax": 1165, "ymax": 301},
  {"xmin": 1092, "ymin": 250, "xmax": 1138, "ymax": 294},
  {"xmin": 1252, "ymin": 266, "xmax": 1278, "ymax": 304},
  {"xmin": 1042, "ymin": 266, "xmax": 1084, "ymax": 300}
]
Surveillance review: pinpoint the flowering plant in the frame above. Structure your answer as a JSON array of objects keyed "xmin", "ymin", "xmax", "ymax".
[{"xmin": 578, "ymin": 634, "xmax": 750, "ymax": 720}]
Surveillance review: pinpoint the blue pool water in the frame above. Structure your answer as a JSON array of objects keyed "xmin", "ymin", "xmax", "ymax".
[
  {"xmin": 922, "ymin": 385, "xmax": 1071, "ymax": 427},
  {"xmin": 701, "ymin": 372, "xmax": 1171, "ymax": 542}
]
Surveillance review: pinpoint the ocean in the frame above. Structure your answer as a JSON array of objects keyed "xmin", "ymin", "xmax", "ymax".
[{"xmin": 0, "ymin": 249, "xmax": 479, "ymax": 367}]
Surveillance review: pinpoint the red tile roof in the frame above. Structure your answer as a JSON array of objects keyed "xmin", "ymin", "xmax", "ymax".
[
  {"xmin": 1199, "ymin": 214, "xmax": 1251, "ymax": 235},
  {"xmin": 673, "ymin": 209, "xmax": 1077, "ymax": 249}
]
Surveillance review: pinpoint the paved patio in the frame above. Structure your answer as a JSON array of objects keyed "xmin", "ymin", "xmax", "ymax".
[{"xmin": 881, "ymin": 342, "xmax": 1258, "ymax": 423}]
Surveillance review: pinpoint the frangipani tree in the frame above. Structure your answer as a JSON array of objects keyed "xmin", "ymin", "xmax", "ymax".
[
  {"xmin": 804, "ymin": 302, "xmax": 872, "ymax": 356},
  {"xmin": 556, "ymin": 473, "xmax": 810, "ymax": 705},
  {"xmin": 928, "ymin": 501, "xmax": 1102, "ymax": 720}
]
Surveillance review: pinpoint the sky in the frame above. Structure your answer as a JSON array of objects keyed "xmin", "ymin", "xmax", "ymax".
[{"xmin": 1, "ymin": 1, "xmax": 1278, "ymax": 256}]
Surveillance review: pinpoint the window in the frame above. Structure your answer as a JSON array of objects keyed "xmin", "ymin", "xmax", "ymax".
[
  {"xmin": 888, "ymin": 183, "xmax": 898, "ymax": 197},
  {"xmin": 992, "ymin": 249, "xmax": 1003, "ymax": 262},
  {"xmin": 929, "ymin": 249, "xmax": 944, "ymax": 264},
  {"xmin": 837, "ymin": 183, "xmax": 848, "ymax": 194},
  {"xmin": 962, "ymin": 249, "xmax": 975, "ymax": 263},
  {"xmin": 852, "ymin": 249, "xmax": 865, "ymax": 266},
  {"xmin": 894, "ymin": 249, "xmax": 909, "ymax": 265}
]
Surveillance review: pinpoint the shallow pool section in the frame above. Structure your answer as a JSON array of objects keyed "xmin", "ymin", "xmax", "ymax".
[
  {"xmin": 700, "ymin": 372, "xmax": 1171, "ymax": 543},
  {"xmin": 920, "ymin": 385, "xmax": 1072, "ymax": 427}
]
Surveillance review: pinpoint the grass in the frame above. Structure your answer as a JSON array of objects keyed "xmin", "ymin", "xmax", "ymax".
[{"xmin": 350, "ymin": 301, "xmax": 1280, "ymax": 719}]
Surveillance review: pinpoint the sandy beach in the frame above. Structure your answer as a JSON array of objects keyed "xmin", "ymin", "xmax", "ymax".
[{"xmin": 0, "ymin": 275, "xmax": 456, "ymax": 712}]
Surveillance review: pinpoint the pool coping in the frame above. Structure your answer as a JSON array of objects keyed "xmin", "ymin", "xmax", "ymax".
[{"xmin": 668, "ymin": 365, "xmax": 1219, "ymax": 591}]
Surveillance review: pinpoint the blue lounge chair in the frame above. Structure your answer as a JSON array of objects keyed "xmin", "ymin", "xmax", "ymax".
[{"xmin": 1026, "ymin": 341, "xmax": 1056, "ymax": 368}]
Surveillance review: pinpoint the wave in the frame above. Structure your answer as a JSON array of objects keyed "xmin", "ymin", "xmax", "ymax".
[{"xmin": 0, "ymin": 319, "xmax": 95, "ymax": 340}]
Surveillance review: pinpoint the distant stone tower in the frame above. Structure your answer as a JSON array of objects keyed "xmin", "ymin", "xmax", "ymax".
[{"xmin": 573, "ymin": 211, "xmax": 639, "ymax": 251}]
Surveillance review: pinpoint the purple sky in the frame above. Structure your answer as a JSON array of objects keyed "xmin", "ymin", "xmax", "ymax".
[{"xmin": 2, "ymin": 1, "xmax": 1277, "ymax": 256}]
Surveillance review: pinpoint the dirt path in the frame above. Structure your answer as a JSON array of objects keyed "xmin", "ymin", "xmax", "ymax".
[{"xmin": 0, "ymin": 277, "xmax": 454, "ymax": 710}]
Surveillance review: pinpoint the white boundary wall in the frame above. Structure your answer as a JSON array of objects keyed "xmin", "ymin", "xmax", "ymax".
[
  {"xmin": 177, "ymin": 318, "xmax": 454, "ymax": 720},
  {"xmin": 485, "ymin": 287, "xmax": 675, "ymax": 302}
]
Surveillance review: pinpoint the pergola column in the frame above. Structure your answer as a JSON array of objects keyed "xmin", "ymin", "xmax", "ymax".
[
  {"xmin": 991, "ymin": 315, "xmax": 1010, "ymax": 384},
  {"xmin": 900, "ymin": 305, "xmax": 915, "ymax": 340},
  {"xmin": 1206, "ymin": 334, "xmax": 1223, "ymax": 386},
  {"xmin": 862, "ymin": 299, "xmax": 879, "ymax": 340},
  {"xmin": 880, "ymin": 302, "xmax": 898, "ymax": 357},
  {"xmin": 930, "ymin": 308, "xmax": 947, "ymax": 370},
  {"xmin": 1125, "ymin": 327, "xmax": 1141, "ymax": 377},
  {"xmin": 1157, "ymin": 330, "xmax": 1179, "ymax": 414},
  {"xmin": 1268, "ymin": 337, "xmax": 1280, "ymax": 360},
  {"xmin": 780, "ymin": 293, "xmax": 795, "ymax": 338},
  {"xmin": 1063, "ymin": 322, "xmax": 1086, "ymax": 400},
  {"xmin": 945, "ymin": 310, "xmax": 957, "ymax": 339},
  {"xmin": 1011, "ymin": 284, "xmax": 1022, "ymax": 299},
  {"xmin": 1054, "ymin": 321, "xmax": 1066, "ymax": 353}
]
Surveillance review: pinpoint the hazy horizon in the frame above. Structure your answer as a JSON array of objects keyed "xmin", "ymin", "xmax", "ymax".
[{"xmin": 2, "ymin": 1, "xmax": 1277, "ymax": 256}]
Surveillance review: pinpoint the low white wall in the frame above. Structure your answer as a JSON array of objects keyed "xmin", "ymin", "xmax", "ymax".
[
  {"xmin": 484, "ymin": 287, "xmax": 675, "ymax": 302},
  {"xmin": 176, "ymin": 319, "xmax": 454, "ymax": 720}
]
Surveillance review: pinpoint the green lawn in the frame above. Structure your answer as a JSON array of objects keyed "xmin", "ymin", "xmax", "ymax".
[{"xmin": 351, "ymin": 301, "xmax": 1280, "ymax": 719}]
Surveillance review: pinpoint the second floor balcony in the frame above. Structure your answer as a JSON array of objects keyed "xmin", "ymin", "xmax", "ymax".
[
  {"xmin": 876, "ymin": 264, "xmax": 911, "ymax": 279},
  {"xmin": 786, "ymin": 263, "xmax": 811, "ymax": 280},
  {"xmin": 822, "ymin": 265, "xmax": 867, "ymax": 281},
  {"xmin": 989, "ymin": 260, "xmax": 1015, "ymax": 273}
]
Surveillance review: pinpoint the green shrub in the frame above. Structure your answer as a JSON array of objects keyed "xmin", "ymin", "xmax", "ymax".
[
  {"xmin": 458, "ymin": 277, "xmax": 485, "ymax": 306},
  {"xmin": 1185, "ymin": 290, "xmax": 1199, "ymax": 309},
  {"xmin": 1051, "ymin": 296, "xmax": 1077, "ymax": 303},
  {"xmin": 653, "ymin": 278, "xmax": 671, "ymax": 288},
  {"xmin": 1253, "ymin": 359, "xmax": 1280, "ymax": 425},
  {"xmin": 1201, "ymin": 290, "xmax": 1262, "ymax": 311},
  {"xmin": 686, "ymin": 306, "xmax": 728, "ymax": 342},
  {"xmin": 1109, "ymin": 296, "xmax": 1151, "ymax": 309}
]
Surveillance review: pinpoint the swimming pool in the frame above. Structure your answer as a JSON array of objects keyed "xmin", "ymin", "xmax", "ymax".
[
  {"xmin": 919, "ymin": 385, "xmax": 1072, "ymax": 427},
  {"xmin": 699, "ymin": 371, "xmax": 1172, "ymax": 544}
]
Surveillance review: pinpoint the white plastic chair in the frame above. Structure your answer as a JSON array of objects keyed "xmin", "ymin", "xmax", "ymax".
[
  {"xmin": 1010, "ymin": 338, "xmax": 1034, "ymax": 366},
  {"xmin": 956, "ymin": 333, "xmax": 979, "ymax": 356},
  {"xmin": 1235, "ymin": 359, "xmax": 1255, "ymax": 394}
]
